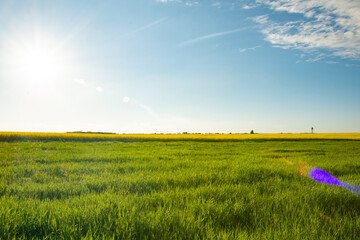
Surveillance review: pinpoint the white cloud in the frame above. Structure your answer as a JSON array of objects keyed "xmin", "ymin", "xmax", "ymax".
[
  {"xmin": 254, "ymin": 0, "xmax": 360, "ymax": 60},
  {"xmin": 96, "ymin": 87, "xmax": 103, "ymax": 93},
  {"xmin": 239, "ymin": 45, "xmax": 262, "ymax": 53}
]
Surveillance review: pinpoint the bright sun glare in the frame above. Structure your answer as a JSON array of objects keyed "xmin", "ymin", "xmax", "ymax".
[{"xmin": 9, "ymin": 39, "xmax": 65, "ymax": 83}]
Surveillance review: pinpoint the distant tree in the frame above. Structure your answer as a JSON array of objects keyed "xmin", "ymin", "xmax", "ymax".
[
  {"xmin": 311, "ymin": 127, "xmax": 314, "ymax": 133},
  {"xmin": 250, "ymin": 130, "xmax": 254, "ymax": 134},
  {"xmin": 182, "ymin": 132, "xmax": 188, "ymax": 134}
]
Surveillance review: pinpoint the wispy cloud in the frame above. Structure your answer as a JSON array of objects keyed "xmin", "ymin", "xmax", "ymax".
[
  {"xmin": 157, "ymin": 0, "xmax": 243, "ymax": 9},
  {"xmin": 212, "ymin": 2, "xmax": 221, "ymax": 8},
  {"xmin": 304, "ymin": 53, "xmax": 327, "ymax": 63},
  {"xmin": 250, "ymin": 15, "xmax": 269, "ymax": 24},
  {"xmin": 178, "ymin": 26, "xmax": 251, "ymax": 47},
  {"xmin": 242, "ymin": 3, "xmax": 260, "ymax": 9},
  {"xmin": 126, "ymin": 18, "xmax": 167, "ymax": 36},
  {"xmin": 239, "ymin": 45, "xmax": 262, "ymax": 53},
  {"xmin": 185, "ymin": 1, "xmax": 199, "ymax": 7},
  {"xmin": 156, "ymin": 0, "xmax": 181, "ymax": 2},
  {"xmin": 253, "ymin": 0, "xmax": 360, "ymax": 60}
]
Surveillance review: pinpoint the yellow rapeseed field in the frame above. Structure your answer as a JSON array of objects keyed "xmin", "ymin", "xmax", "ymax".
[{"xmin": 0, "ymin": 131, "xmax": 359, "ymax": 141}]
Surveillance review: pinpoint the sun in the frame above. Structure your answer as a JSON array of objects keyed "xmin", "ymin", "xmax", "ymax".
[
  {"xmin": 19, "ymin": 47, "xmax": 57, "ymax": 77},
  {"xmin": 17, "ymin": 44, "xmax": 63, "ymax": 81},
  {"xmin": 8, "ymin": 38, "xmax": 66, "ymax": 83}
]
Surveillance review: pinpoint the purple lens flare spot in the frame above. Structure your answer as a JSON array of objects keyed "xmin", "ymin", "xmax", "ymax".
[
  {"xmin": 309, "ymin": 168, "xmax": 342, "ymax": 186},
  {"xmin": 305, "ymin": 167, "xmax": 360, "ymax": 197}
]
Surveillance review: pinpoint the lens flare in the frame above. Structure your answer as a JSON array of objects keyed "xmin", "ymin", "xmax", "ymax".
[
  {"xmin": 298, "ymin": 162, "xmax": 312, "ymax": 177},
  {"xmin": 308, "ymin": 168, "xmax": 342, "ymax": 186},
  {"xmin": 298, "ymin": 163, "xmax": 360, "ymax": 197}
]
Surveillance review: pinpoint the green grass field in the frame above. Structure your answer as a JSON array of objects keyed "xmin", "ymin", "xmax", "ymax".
[{"xmin": 1, "ymin": 137, "xmax": 360, "ymax": 239}]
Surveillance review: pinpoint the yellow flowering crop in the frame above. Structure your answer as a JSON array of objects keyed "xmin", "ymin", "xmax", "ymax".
[{"xmin": 0, "ymin": 132, "xmax": 359, "ymax": 141}]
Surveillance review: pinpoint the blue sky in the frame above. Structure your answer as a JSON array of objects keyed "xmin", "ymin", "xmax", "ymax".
[{"xmin": 0, "ymin": 0, "xmax": 359, "ymax": 133}]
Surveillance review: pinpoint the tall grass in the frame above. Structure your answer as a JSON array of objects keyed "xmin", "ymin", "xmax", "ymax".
[{"xmin": 0, "ymin": 140, "xmax": 359, "ymax": 239}]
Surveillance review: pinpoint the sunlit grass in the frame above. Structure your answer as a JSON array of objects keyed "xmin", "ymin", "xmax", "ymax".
[{"xmin": 0, "ymin": 137, "xmax": 359, "ymax": 239}]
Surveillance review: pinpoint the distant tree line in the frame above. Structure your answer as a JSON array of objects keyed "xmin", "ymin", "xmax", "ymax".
[{"xmin": 67, "ymin": 131, "xmax": 117, "ymax": 135}]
